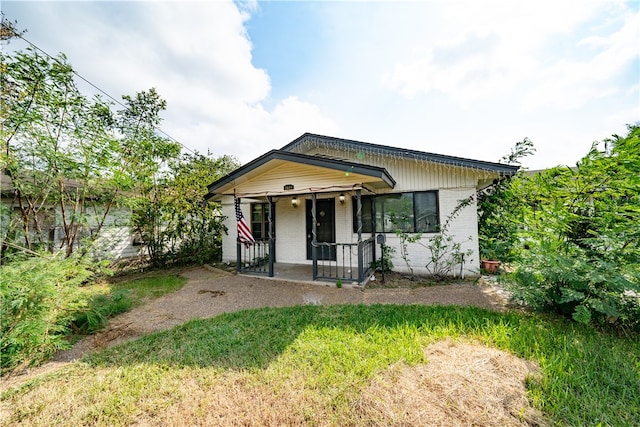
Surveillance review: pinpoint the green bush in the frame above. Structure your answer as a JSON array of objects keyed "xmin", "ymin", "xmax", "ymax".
[
  {"xmin": 505, "ymin": 125, "xmax": 640, "ymax": 332},
  {"xmin": 0, "ymin": 255, "xmax": 98, "ymax": 373},
  {"xmin": 371, "ymin": 243, "xmax": 395, "ymax": 272}
]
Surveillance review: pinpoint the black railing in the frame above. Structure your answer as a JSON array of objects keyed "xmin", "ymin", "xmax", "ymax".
[
  {"xmin": 237, "ymin": 239, "xmax": 271, "ymax": 275},
  {"xmin": 313, "ymin": 237, "xmax": 374, "ymax": 284}
]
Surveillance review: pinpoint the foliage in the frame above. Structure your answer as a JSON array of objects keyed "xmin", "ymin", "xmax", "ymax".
[
  {"xmin": 3, "ymin": 305, "xmax": 638, "ymax": 426},
  {"xmin": 0, "ymin": 253, "xmax": 100, "ymax": 373},
  {"xmin": 130, "ymin": 152, "xmax": 239, "ymax": 266},
  {"xmin": 0, "ymin": 256, "xmax": 186, "ymax": 374},
  {"xmin": 371, "ymin": 242, "xmax": 395, "ymax": 272},
  {"xmin": 1, "ymin": 46, "xmax": 235, "ymax": 267},
  {"xmin": 422, "ymin": 196, "xmax": 474, "ymax": 279},
  {"xmin": 0, "ymin": 47, "xmax": 183, "ymax": 261},
  {"xmin": 477, "ymin": 137, "xmax": 535, "ymax": 262},
  {"xmin": 1, "ymin": 47, "xmax": 114, "ymax": 256},
  {"xmin": 389, "ymin": 202, "xmax": 422, "ymax": 278},
  {"xmin": 506, "ymin": 125, "xmax": 640, "ymax": 331},
  {"xmin": 71, "ymin": 289, "xmax": 133, "ymax": 334}
]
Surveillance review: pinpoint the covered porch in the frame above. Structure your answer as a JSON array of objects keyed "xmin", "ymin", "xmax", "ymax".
[
  {"xmin": 234, "ymin": 188, "xmax": 376, "ymax": 285},
  {"xmin": 206, "ymin": 150, "xmax": 395, "ymax": 285}
]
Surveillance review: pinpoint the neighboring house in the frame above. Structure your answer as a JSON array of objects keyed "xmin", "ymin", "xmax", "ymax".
[
  {"xmin": 0, "ymin": 173, "xmax": 142, "ymax": 260},
  {"xmin": 206, "ymin": 133, "xmax": 518, "ymax": 285}
]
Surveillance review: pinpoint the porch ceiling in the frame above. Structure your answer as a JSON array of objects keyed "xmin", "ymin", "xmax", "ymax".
[{"xmin": 206, "ymin": 150, "xmax": 395, "ymax": 200}]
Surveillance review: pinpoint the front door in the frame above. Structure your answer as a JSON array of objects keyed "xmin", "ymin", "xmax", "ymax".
[{"xmin": 306, "ymin": 198, "xmax": 336, "ymax": 261}]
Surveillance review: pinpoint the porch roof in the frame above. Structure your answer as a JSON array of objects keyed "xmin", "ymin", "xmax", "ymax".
[{"xmin": 205, "ymin": 149, "xmax": 395, "ymax": 200}]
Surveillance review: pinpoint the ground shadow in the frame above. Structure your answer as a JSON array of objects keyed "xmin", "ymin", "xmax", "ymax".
[{"xmin": 85, "ymin": 304, "xmax": 519, "ymax": 370}]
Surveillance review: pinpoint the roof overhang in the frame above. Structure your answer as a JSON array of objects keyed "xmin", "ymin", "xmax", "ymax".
[
  {"xmin": 206, "ymin": 150, "xmax": 396, "ymax": 201},
  {"xmin": 282, "ymin": 133, "xmax": 520, "ymax": 176}
]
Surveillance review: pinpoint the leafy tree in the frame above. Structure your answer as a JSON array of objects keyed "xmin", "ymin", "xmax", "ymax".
[
  {"xmin": 131, "ymin": 151, "xmax": 239, "ymax": 266},
  {"xmin": 508, "ymin": 125, "xmax": 640, "ymax": 331},
  {"xmin": 117, "ymin": 88, "xmax": 181, "ymax": 263},
  {"xmin": 477, "ymin": 137, "xmax": 535, "ymax": 262},
  {"xmin": 163, "ymin": 152, "xmax": 239, "ymax": 264},
  {"xmin": 1, "ymin": 47, "xmax": 121, "ymax": 257}
]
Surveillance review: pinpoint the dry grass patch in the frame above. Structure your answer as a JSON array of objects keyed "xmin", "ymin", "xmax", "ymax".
[
  {"xmin": 1, "ymin": 341, "xmax": 546, "ymax": 427},
  {"xmin": 350, "ymin": 340, "xmax": 547, "ymax": 427}
]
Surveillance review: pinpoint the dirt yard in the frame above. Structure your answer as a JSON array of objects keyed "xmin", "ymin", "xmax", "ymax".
[{"xmin": 54, "ymin": 266, "xmax": 509, "ymax": 361}]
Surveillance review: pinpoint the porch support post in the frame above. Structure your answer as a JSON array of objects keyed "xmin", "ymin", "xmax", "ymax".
[
  {"xmin": 356, "ymin": 189, "xmax": 364, "ymax": 283},
  {"xmin": 267, "ymin": 196, "xmax": 274, "ymax": 277},
  {"xmin": 236, "ymin": 196, "xmax": 241, "ymax": 273},
  {"xmin": 312, "ymin": 193, "xmax": 318, "ymax": 280}
]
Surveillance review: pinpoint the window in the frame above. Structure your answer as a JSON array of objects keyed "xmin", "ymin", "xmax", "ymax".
[
  {"xmin": 251, "ymin": 203, "xmax": 274, "ymax": 240},
  {"xmin": 352, "ymin": 191, "xmax": 439, "ymax": 233}
]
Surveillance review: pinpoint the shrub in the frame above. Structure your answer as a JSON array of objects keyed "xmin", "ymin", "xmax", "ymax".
[
  {"xmin": 371, "ymin": 243, "xmax": 395, "ymax": 272},
  {"xmin": 0, "ymin": 254, "xmax": 99, "ymax": 373},
  {"xmin": 506, "ymin": 125, "xmax": 640, "ymax": 332}
]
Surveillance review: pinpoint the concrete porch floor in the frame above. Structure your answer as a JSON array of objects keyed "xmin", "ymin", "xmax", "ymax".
[{"xmin": 243, "ymin": 262, "xmax": 368, "ymax": 287}]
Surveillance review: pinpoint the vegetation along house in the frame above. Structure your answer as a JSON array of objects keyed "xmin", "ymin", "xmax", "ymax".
[{"xmin": 206, "ymin": 133, "xmax": 518, "ymax": 285}]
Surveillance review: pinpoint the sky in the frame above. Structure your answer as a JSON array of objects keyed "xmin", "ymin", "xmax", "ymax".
[{"xmin": 3, "ymin": 0, "xmax": 639, "ymax": 170}]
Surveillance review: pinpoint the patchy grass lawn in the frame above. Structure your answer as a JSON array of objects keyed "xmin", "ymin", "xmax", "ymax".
[
  {"xmin": 71, "ymin": 274, "xmax": 188, "ymax": 335},
  {"xmin": 2, "ymin": 305, "xmax": 638, "ymax": 426}
]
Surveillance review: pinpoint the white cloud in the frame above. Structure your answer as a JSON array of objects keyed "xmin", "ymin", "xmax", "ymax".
[
  {"xmin": 383, "ymin": 1, "xmax": 638, "ymax": 110},
  {"xmin": 3, "ymin": 0, "xmax": 637, "ymax": 172},
  {"xmin": 4, "ymin": 0, "xmax": 336, "ymax": 163}
]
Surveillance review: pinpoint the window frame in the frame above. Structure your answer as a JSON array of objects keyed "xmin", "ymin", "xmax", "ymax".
[
  {"xmin": 250, "ymin": 202, "xmax": 273, "ymax": 241},
  {"xmin": 352, "ymin": 191, "xmax": 439, "ymax": 234}
]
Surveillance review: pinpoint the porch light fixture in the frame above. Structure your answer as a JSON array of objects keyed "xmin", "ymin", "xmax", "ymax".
[
  {"xmin": 291, "ymin": 196, "xmax": 298, "ymax": 208},
  {"xmin": 339, "ymin": 193, "xmax": 345, "ymax": 204}
]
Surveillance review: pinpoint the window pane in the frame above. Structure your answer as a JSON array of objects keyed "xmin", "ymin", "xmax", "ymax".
[
  {"xmin": 251, "ymin": 204, "xmax": 262, "ymax": 222},
  {"xmin": 415, "ymin": 191, "xmax": 439, "ymax": 232},
  {"xmin": 375, "ymin": 193, "xmax": 414, "ymax": 232},
  {"xmin": 252, "ymin": 223, "xmax": 263, "ymax": 240},
  {"xmin": 352, "ymin": 196, "xmax": 373, "ymax": 233}
]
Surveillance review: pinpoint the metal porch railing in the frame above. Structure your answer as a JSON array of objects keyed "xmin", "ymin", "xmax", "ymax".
[
  {"xmin": 313, "ymin": 236, "xmax": 374, "ymax": 284},
  {"xmin": 237, "ymin": 239, "xmax": 272, "ymax": 276}
]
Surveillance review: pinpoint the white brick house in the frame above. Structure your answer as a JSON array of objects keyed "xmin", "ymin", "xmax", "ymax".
[{"xmin": 206, "ymin": 133, "xmax": 517, "ymax": 284}]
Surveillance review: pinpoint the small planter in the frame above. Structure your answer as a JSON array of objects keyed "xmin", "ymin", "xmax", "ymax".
[{"xmin": 481, "ymin": 260, "xmax": 501, "ymax": 274}]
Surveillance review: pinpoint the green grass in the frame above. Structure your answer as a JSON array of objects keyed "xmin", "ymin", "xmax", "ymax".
[
  {"xmin": 3, "ymin": 305, "xmax": 639, "ymax": 426},
  {"xmin": 111, "ymin": 275, "xmax": 187, "ymax": 304},
  {"xmin": 72, "ymin": 275, "xmax": 187, "ymax": 334}
]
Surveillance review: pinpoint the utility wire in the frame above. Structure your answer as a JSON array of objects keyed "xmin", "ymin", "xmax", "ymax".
[{"xmin": 13, "ymin": 33, "xmax": 197, "ymax": 155}]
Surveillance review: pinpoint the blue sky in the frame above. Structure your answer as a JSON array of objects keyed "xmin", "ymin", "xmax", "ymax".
[{"xmin": 3, "ymin": 0, "xmax": 639, "ymax": 170}]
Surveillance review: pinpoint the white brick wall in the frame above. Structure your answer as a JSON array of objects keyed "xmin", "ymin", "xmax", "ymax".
[{"xmin": 353, "ymin": 187, "xmax": 479, "ymax": 277}]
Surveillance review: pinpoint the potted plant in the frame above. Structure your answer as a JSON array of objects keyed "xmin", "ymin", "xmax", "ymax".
[{"xmin": 480, "ymin": 238, "xmax": 502, "ymax": 274}]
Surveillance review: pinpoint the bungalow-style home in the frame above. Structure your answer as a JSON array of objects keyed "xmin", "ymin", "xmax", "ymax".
[{"xmin": 205, "ymin": 133, "xmax": 518, "ymax": 285}]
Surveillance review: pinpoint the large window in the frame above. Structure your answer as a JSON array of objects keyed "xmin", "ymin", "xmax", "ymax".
[
  {"xmin": 250, "ymin": 203, "xmax": 273, "ymax": 240},
  {"xmin": 352, "ymin": 191, "xmax": 439, "ymax": 233}
]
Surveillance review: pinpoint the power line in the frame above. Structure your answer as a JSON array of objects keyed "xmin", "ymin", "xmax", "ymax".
[{"xmin": 12, "ymin": 33, "xmax": 196, "ymax": 155}]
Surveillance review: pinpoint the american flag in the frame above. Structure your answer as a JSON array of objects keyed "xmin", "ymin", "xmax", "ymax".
[{"xmin": 234, "ymin": 197, "xmax": 254, "ymax": 244}]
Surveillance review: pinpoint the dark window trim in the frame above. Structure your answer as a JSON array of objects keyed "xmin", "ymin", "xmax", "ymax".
[
  {"xmin": 250, "ymin": 202, "xmax": 274, "ymax": 241},
  {"xmin": 352, "ymin": 191, "xmax": 439, "ymax": 234}
]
